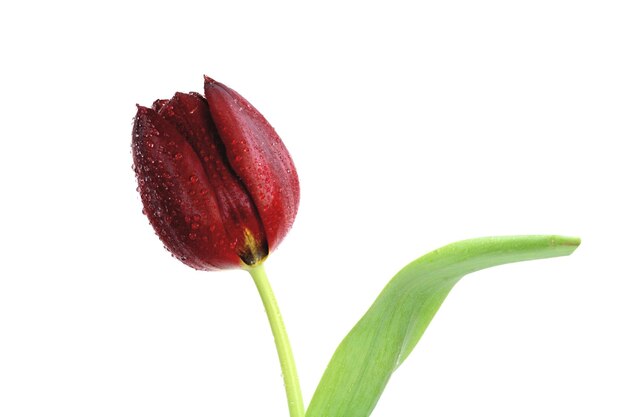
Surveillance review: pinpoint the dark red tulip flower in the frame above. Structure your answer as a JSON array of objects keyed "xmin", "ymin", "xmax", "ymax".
[{"xmin": 132, "ymin": 76, "xmax": 299, "ymax": 270}]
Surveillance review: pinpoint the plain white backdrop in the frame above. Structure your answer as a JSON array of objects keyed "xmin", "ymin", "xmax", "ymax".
[{"xmin": 1, "ymin": 1, "xmax": 624, "ymax": 416}]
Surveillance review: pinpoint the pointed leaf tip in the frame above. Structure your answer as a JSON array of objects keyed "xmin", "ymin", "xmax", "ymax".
[{"xmin": 554, "ymin": 235, "xmax": 581, "ymax": 247}]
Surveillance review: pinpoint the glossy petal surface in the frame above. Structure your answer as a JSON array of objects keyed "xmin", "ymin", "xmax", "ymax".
[
  {"xmin": 204, "ymin": 77, "xmax": 300, "ymax": 251},
  {"xmin": 132, "ymin": 77, "xmax": 297, "ymax": 270}
]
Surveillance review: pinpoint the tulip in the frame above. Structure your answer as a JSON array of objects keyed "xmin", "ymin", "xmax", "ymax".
[{"xmin": 132, "ymin": 76, "xmax": 299, "ymax": 270}]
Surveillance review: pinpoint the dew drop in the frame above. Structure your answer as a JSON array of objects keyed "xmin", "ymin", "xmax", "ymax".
[
  {"xmin": 146, "ymin": 140, "xmax": 154, "ymax": 148},
  {"xmin": 174, "ymin": 153, "xmax": 183, "ymax": 160},
  {"xmin": 191, "ymin": 222, "xmax": 200, "ymax": 230},
  {"xmin": 189, "ymin": 175, "xmax": 198, "ymax": 184},
  {"xmin": 188, "ymin": 233, "xmax": 197, "ymax": 240}
]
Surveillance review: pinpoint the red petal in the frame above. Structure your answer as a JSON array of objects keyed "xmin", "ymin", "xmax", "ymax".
[
  {"xmin": 203, "ymin": 77, "xmax": 300, "ymax": 252},
  {"xmin": 133, "ymin": 105, "xmax": 245, "ymax": 269}
]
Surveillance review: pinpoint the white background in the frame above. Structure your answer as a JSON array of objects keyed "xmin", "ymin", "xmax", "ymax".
[{"xmin": 1, "ymin": 1, "xmax": 625, "ymax": 416}]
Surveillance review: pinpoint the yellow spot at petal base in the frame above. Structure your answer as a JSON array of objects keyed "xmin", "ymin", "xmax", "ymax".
[{"xmin": 239, "ymin": 228, "xmax": 268, "ymax": 266}]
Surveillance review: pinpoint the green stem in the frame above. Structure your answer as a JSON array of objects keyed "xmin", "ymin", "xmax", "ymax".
[{"xmin": 247, "ymin": 263, "xmax": 305, "ymax": 417}]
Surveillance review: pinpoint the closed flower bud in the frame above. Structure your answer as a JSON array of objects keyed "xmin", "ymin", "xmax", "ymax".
[{"xmin": 132, "ymin": 76, "xmax": 299, "ymax": 270}]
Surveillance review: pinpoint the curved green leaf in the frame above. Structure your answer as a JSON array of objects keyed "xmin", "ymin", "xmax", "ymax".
[{"xmin": 306, "ymin": 235, "xmax": 580, "ymax": 417}]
